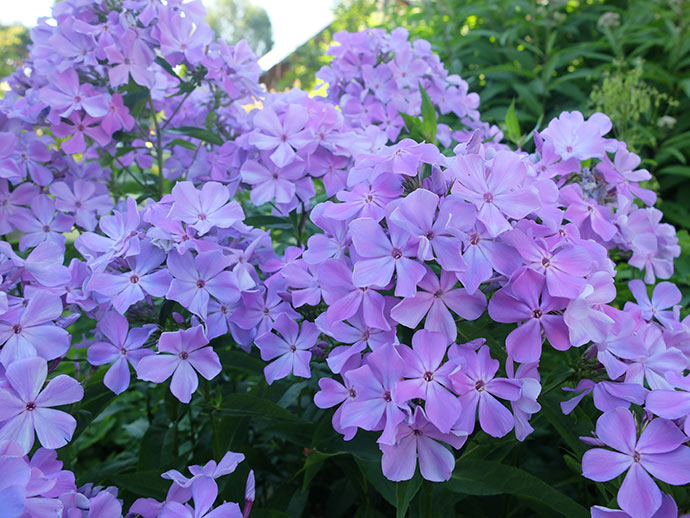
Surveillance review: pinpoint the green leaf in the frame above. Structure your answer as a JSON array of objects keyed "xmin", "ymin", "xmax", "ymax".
[
  {"xmin": 168, "ymin": 138, "xmax": 198, "ymax": 150},
  {"xmin": 504, "ymin": 98, "xmax": 520, "ymax": 144},
  {"xmin": 395, "ymin": 474, "xmax": 422, "ymax": 518},
  {"xmin": 70, "ymin": 369, "xmax": 117, "ymax": 440},
  {"xmin": 541, "ymin": 394, "xmax": 588, "ymax": 457},
  {"xmin": 167, "ymin": 126, "xmax": 223, "ymax": 145},
  {"xmin": 419, "ymin": 83, "xmax": 437, "ymax": 141},
  {"xmin": 355, "ymin": 458, "xmax": 397, "ymax": 507},
  {"xmin": 110, "ymin": 470, "xmax": 169, "ymax": 500},
  {"xmin": 446, "ymin": 460, "xmax": 588, "ymax": 518},
  {"xmin": 677, "ymin": 78, "xmax": 690, "ymax": 99},
  {"xmin": 244, "ymin": 215, "xmax": 293, "ymax": 230},
  {"xmin": 212, "ymin": 393, "xmax": 302, "ymax": 421},
  {"xmin": 658, "ymin": 165, "xmax": 690, "ymax": 178},
  {"xmin": 155, "ymin": 56, "xmax": 181, "ymax": 81},
  {"xmin": 400, "ymin": 112, "xmax": 425, "ymax": 142}
]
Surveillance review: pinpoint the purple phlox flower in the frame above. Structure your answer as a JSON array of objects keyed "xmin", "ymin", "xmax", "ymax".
[
  {"xmin": 281, "ymin": 260, "xmax": 322, "ymax": 308},
  {"xmin": 168, "ymin": 181, "xmax": 244, "ymax": 236},
  {"xmin": 314, "ymin": 370, "xmax": 360, "ymax": 441},
  {"xmin": 0, "ymin": 180, "xmax": 38, "ymax": 235},
  {"xmin": 350, "ymin": 216, "xmax": 425, "ymax": 297},
  {"xmin": 0, "ymin": 132, "xmax": 20, "ymax": 182},
  {"xmin": 75, "ymin": 197, "xmax": 141, "ymax": 271},
  {"xmin": 105, "ymin": 30, "xmax": 155, "ymax": 88},
  {"xmin": 159, "ymin": 476, "xmax": 242, "ymax": 518},
  {"xmin": 29, "ymin": 446, "xmax": 76, "ymax": 498},
  {"xmin": 380, "ymin": 406, "xmax": 466, "ymax": 482},
  {"xmin": 626, "ymin": 280, "xmax": 681, "ymax": 329},
  {"xmin": 122, "ymin": 0, "xmax": 159, "ymax": 26},
  {"xmin": 232, "ymin": 282, "xmax": 299, "ymax": 335},
  {"xmin": 508, "ymin": 227, "xmax": 594, "ymax": 298},
  {"xmin": 10, "ymin": 139, "xmax": 52, "ymax": 186},
  {"xmin": 624, "ymin": 208, "xmax": 679, "ymax": 284},
  {"xmin": 582, "ymin": 408, "xmax": 690, "ymax": 518},
  {"xmin": 157, "ymin": 9, "xmax": 214, "ymax": 66},
  {"xmin": 596, "ymin": 143, "xmax": 657, "ymax": 206},
  {"xmin": 450, "ymin": 345, "xmax": 522, "ymax": 438},
  {"xmin": 204, "ymin": 299, "xmax": 240, "ymax": 340},
  {"xmin": 137, "ymin": 326, "xmax": 221, "ymax": 403},
  {"xmin": 145, "ymin": 206, "xmax": 207, "ymax": 255},
  {"xmin": 362, "ymin": 139, "xmax": 443, "ymax": 179},
  {"xmin": 206, "ymin": 141, "xmax": 241, "ymax": 184},
  {"xmin": 531, "ymin": 131, "xmax": 580, "ymax": 179},
  {"xmin": 362, "ymin": 63, "xmax": 394, "ymax": 102},
  {"xmin": 49, "ymin": 180, "xmax": 113, "ymax": 231},
  {"xmin": 488, "ymin": 268, "xmax": 570, "ymax": 363},
  {"xmin": 318, "ymin": 258, "xmax": 390, "ymax": 331},
  {"xmin": 624, "ymin": 325, "xmax": 687, "ymax": 391},
  {"xmin": 240, "ymin": 154, "xmax": 305, "ymax": 206},
  {"xmin": 0, "ymin": 444, "xmax": 29, "ymax": 517},
  {"xmin": 594, "ymin": 308, "xmax": 649, "ymax": 380},
  {"xmin": 450, "ymin": 151, "xmax": 540, "ymax": 237},
  {"xmin": 72, "ymin": 11, "xmax": 126, "ymax": 57},
  {"xmin": 505, "ymin": 359, "xmax": 541, "ymax": 441},
  {"xmin": 393, "ymin": 330, "xmax": 461, "ymax": 433},
  {"xmin": 309, "ymin": 150, "xmax": 350, "ymax": 196},
  {"xmin": 560, "ymin": 183, "xmax": 617, "ymax": 242},
  {"xmin": 166, "ymin": 249, "xmax": 240, "ymax": 320},
  {"xmin": 248, "ymin": 105, "xmax": 313, "ymax": 167},
  {"xmin": 303, "ymin": 203, "xmax": 350, "ymax": 265},
  {"xmin": 391, "ymin": 268, "xmax": 486, "ymax": 342},
  {"xmin": 101, "ymin": 93, "xmax": 135, "ymax": 135},
  {"xmin": 541, "ymin": 111, "xmax": 612, "ymax": 161},
  {"xmin": 0, "ymin": 357, "xmax": 83, "ymax": 453},
  {"xmin": 563, "ymin": 272, "xmax": 616, "ymax": 347},
  {"xmin": 260, "ymin": 245, "xmax": 303, "ymax": 276},
  {"xmin": 88, "ymin": 241, "xmax": 172, "ymax": 314},
  {"xmin": 389, "ymin": 189, "xmax": 475, "ymax": 271},
  {"xmin": 14, "ymin": 195, "xmax": 74, "ymax": 252},
  {"xmin": 39, "ymin": 69, "xmax": 108, "ymax": 119},
  {"xmin": 255, "ymin": 314, "xmax": 318, "ymax": 385},
  {"xmin": 87, "ymin": 311, "xmax": 156, "ymax": 394},
  {"xmin": 339, "ymin": 344, "xmax": 407, "ymax": 445},
  {"xmin": 0, "ymin": 290, "xmax": 70, "ymax": 367},
  {"xmin": 0, "ymin": 240, "xmax": 71, "ymax": 288},
  {"xmin": 225, "ymin": 236, "xmax": 265, "ymax": 291},
  {"xmin": 646, "ymin": 373, "xmax": 690, "ymax": 435},
  {"xmin": 560, "ymin": 379, "xmax": 647, "ymax": 415},
  {"xmin": 591, "ymin": 493, "xmax": 678, "ymax": 518},
  {"xmin": 52, "ymin": 111, "xmax": 111, "ymax": 155},
  {"xmin": 389, "ymin": 46, "xmax": 427, "ymax": 89},
  {"xmin": 162, "ymin": 451, "xmax": 244, "ymax": 503},
  {"xmin": 48, "ymin": 21, "xmax": 99, "ymax": 70},
  {"xmin": 458, "ymin": 223, "xmax": 522, "ymax": 295},
  {"xmin": 315, "ymin": 311, "xmax": 396, "ymax": 374},
  {"xmin": 322, "ymin": 173, "xmax": 402, "ymax": 222}
]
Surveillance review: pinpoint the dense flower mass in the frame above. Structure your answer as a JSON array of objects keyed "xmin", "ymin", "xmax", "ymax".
[{"xmin": 0, "ymin": 0, "xmax": 687, "ymax": 516}]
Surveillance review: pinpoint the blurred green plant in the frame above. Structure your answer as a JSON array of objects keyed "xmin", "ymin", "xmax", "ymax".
[
  {"xmin": 0, "ymin": 24, "xmax": 29, "ymax": 81},
  {"xmin": 589, "ymin": 58, "xmax": 677, "ymax": 151},
  {"xmin": 207, "ymin": 0, "xmax": 274, "ymax": 57}
]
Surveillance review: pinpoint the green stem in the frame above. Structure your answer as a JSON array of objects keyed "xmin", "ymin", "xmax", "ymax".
[
  {"xmin": 149, "ymin": 95, "xmax": 165, "ymax": 198},
  {"xmin": 161, "ymin": 89, "xmax": 193, "ymax": 131}
]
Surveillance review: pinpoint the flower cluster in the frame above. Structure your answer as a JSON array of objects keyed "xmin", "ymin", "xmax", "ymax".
[
  {"xmin": 0, "ymin": 437, "xmax": 250, "ymax": 518},
  {"xmin": 0, "ymin": 0, "xmax": 687, "ymax": 516}
]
